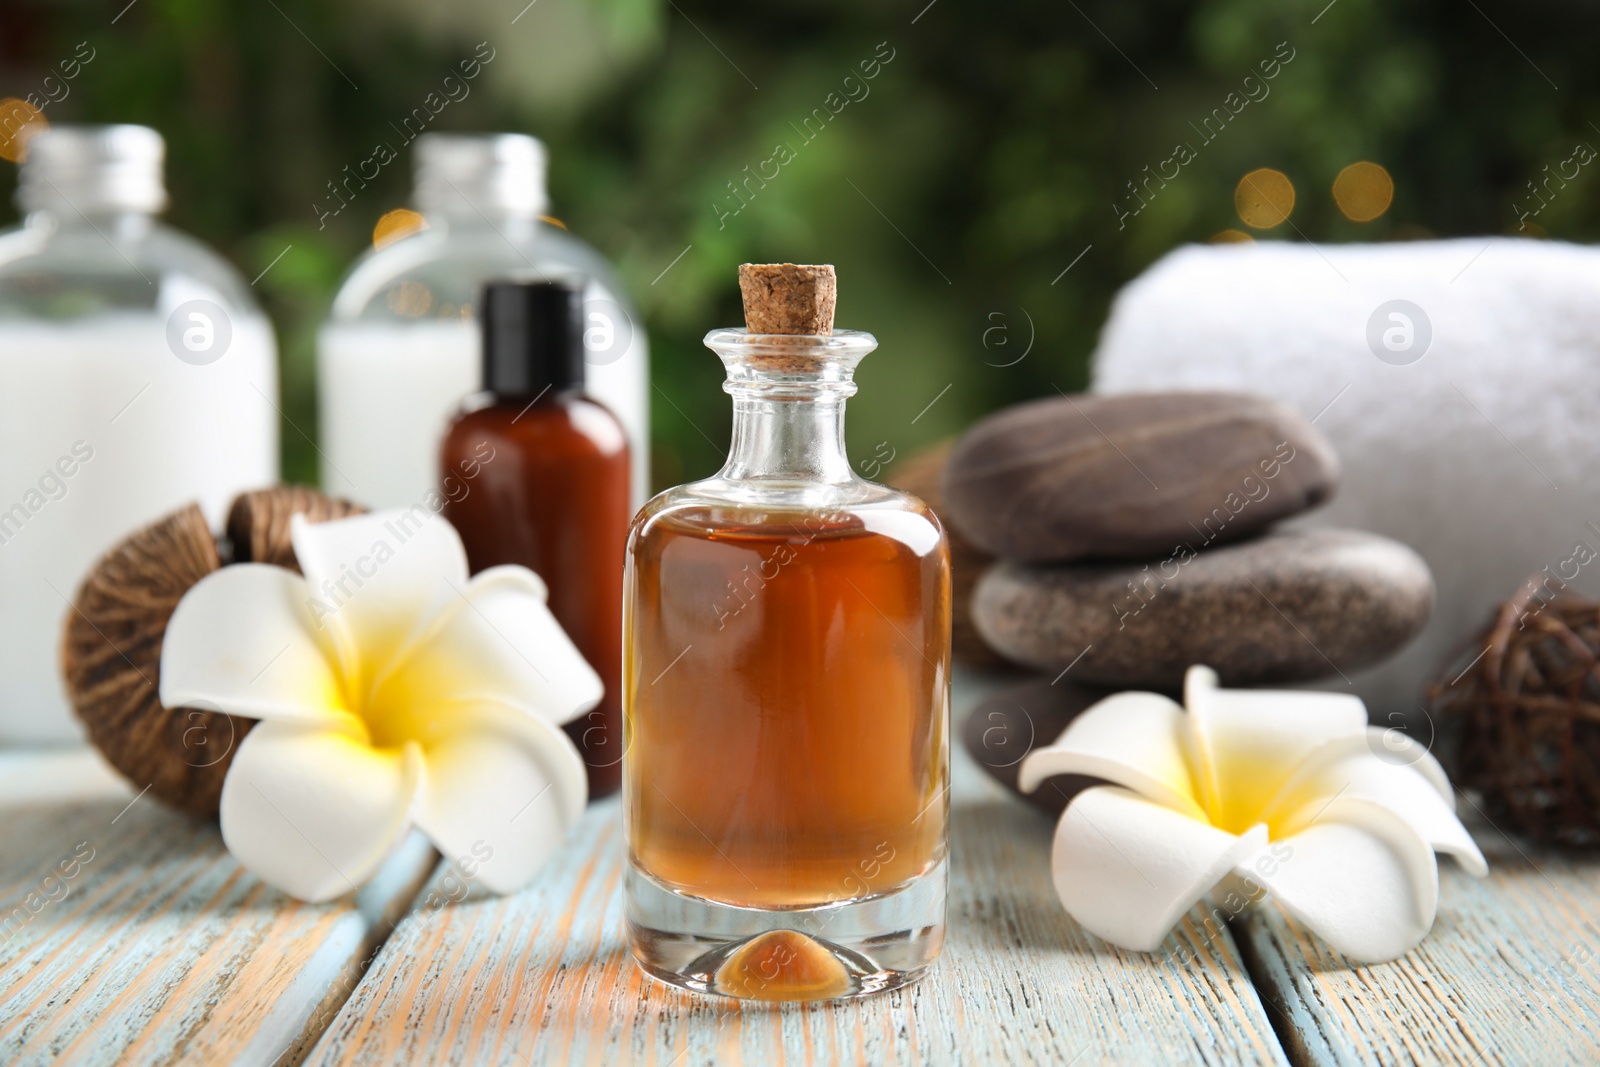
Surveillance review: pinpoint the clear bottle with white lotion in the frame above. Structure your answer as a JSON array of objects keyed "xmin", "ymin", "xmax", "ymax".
[
  {"xmin": 318, "ymin": 133, "xmax": 650, "ymax": 509},
  {"xmin": 0, "ymin": 124, "xmax": 279, "ymax": 743}
]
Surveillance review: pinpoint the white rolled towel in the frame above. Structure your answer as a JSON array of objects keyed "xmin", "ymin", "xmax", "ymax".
[{"xmin": 1093, "ymin": 237, "xmax": 1600, "ymax": 715}]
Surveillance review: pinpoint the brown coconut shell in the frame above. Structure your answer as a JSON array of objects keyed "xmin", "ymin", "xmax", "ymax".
[
  {"xmin": 227, "ymin": 485, "xmax": 364, "ymax": 571},
  {"xmin": 61, "ymin": 486, "xmax": 364, "ymax": 818},
  {"xmin": 885, "ymin": 441, "xmax": 1018, "ymax": 670}
]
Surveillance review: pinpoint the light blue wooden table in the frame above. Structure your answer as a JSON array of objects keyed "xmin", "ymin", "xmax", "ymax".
[{"xmin": 1, "ymin": 672, "xmax": 1595, "ymax": 1065}]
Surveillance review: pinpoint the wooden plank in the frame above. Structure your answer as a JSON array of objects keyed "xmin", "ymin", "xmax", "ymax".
[
  {"xmin": 0, "ymin": 753, "xmax": 437, "ymax": 1067},
  {"xmin": 1235, "ymin": 812, "xmax": 1600, "ymax": 1066},
  {"xmin": 309, "ymin": 674, "xmax": 1288, "ymax": 1066}
]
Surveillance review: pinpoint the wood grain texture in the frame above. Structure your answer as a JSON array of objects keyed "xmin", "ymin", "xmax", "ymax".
[
  {"xmin": 1236, "ymin": 810, "xmax": 1600, "ymax": 1066},
  {"xmin": 308, "ymin": 674, "xmax": 1288, "ymax": 1067},
  {"xmin": 0, "ymin": 770, "xmax": 436, "ymax": 1067}
]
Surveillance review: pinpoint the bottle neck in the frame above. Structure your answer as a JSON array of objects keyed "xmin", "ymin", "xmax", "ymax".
[
  {"xmin": 720, "ymin": 391, "xmax": 855, "ymax": 485},
  {"xmin": 17, "ymin": 126, "xmax": 168, "ymax": 220},
  {"xmin": 412, "ymin": 133, "xmax": 546, "ymax": 234},
  {"xmin": 703, "ymin": 328, "xmax": 878, "ymax": 489}
]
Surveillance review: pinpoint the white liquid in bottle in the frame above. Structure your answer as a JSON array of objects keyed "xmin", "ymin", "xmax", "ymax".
[
  {"xmin": 0, "ymin": 126, "xmax": 280, "ymax": 743},
  {"xmin": 319, "ymin": 319, "xmax": 478, "ymax": 507},
  {"xmin": 319, "ymin": 134, "xmax": 650, "ymax": 510}
]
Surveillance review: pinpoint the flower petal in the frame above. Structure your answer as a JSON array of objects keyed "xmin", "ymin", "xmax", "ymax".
[
  {"xmin": 412, "ymin": 699, "xmax": 588, "ymax": 894},
  {"xmin": 1266, "ymin": 740, "xmax": 1487, "ymax": 877},
  {"xmin": 1018, "ymin": 691, "xmax": 1205, "ymax": 819},
  {"xmin": 374, "ymin": 566, "xmax": 603, "ymax": 731},
  {"xmin": 160, "ymin": 563, "xmax": 347, "ymax": 723},
  {"xmin": 1240, "ymin": 796, "xmax": 1438, "ymax": 964},
  {"xmin": 1183, "ymin": 665, "xmax": 1368, "ymax": 833},
  {"xmin": 1363, "ymin": 726, "xmax": 1452, "ymax": 801},
  {"xmin": 290, "ymin": 509, "xmax": 470, "ymax": 698},
  {"xmin": 219, "ymin": 716, "xmax": 420, "ymax": 902},
  {"xmin": 1049, "ymin": 785, "xmax": 1266, "ymax": 952}
]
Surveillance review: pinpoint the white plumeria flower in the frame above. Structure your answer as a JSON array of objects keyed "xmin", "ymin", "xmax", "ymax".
[
  {"xmin": 1018, "ymin": 666, "xmax": 1487, "ymax": 964},
  {"xmin": 159, "ymin": 508, "xmax": 601, "ymax": 903}
]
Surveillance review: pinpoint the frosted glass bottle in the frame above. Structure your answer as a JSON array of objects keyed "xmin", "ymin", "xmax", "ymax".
[
  {"xmin": 318, "ymin": 133, "xmax": 650, "ymax": 509},
  {"xmin": 0, "ymin": 124, "xmax": 279, "ymax": 744}
]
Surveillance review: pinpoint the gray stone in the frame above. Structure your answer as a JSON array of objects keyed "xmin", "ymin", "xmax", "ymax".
[
  {"xmin": 972, "ymin": 528, "xmax": 1434, "ymax": 690},
  {"xmin": 961, "ymin": 677, "xmax": 1119, "ymax": 817},
  {"xmin": 943, "ymin": 392, "xmax": 1340, "ymax": 563}
]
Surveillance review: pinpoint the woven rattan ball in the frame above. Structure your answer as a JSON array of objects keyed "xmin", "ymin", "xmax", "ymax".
[
  {"xmin": 1431, "ymin": 583, "xmax": 1600, "ymax": 846},
  {"xmin": 61, "ymin": 486, "xmax": 363, "ymax": 818}
]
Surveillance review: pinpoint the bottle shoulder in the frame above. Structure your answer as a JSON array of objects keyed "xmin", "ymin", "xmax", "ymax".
[
  {"xmin": 0, "ymin": 217, "xmax": 263, "ymax": 319},
  {"xmin": 641, "ymin": 472, "xmax": 933, "ymax": 513},
  {"xmin": 535, "ymin": 226, "xmax": 634, "ymax": 305},
  {"xmin": 328, "ymin": 221, "xmax": 637, "ymax": 322},
  {"xmin": 445, "ymin": 393, "xmax": 629, "ymax": 459},
  {"xmin": 631, "ymin": 478, "xmax": 946, "ymax": 559}
]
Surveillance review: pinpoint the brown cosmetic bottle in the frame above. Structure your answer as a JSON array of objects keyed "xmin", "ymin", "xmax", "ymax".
[{"xmin": 440, "ymin": 280, "xmax": 631, "ymax": 796}]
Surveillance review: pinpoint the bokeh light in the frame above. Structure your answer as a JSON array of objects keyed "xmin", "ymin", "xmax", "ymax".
[
  {"xmin": 1333, "ymin": 161, "xmax": 1394, "ymax": 222},
  {"xmin": 372, "ymin": 208, "xmax": 427, "ymax": 250},
  {"xmin": 1234, "ymin": 168, "xmax": 1295, "ymax": 229},
  {"xmin": 0, "ymin": 98, "xmax": 46, "ymax": 163},
  {"xmin": 386, "ymin": 280, "xmax": 434, "ymax": 317},
  {"xmin": 1211, "ymin": 229, "xmax": 1254, "ymax": 244}
]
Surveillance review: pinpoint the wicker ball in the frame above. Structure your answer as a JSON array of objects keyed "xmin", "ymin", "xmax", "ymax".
[
  {"xmin": 61, "ymin": 486, "xmax": 363, "ymax": 818},
  {"xmin": 1431, "ymin": 583, "xmax": 1600, "ymax": 846}
]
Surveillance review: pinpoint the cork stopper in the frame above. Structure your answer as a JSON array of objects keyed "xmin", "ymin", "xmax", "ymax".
[{"xmin": 738, "ymin": 263, "xmax": 836, "ymax": 335}]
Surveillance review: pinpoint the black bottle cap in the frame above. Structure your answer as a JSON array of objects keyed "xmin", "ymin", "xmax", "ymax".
[{"xmin": 480, "ymin": 279, "xmax": 586, "ymax": 397}]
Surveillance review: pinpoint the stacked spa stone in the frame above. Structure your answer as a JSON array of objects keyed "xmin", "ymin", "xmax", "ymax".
[{"xmin": 941, "ymin": 392, "xmax": 1435, "ymax": 692}]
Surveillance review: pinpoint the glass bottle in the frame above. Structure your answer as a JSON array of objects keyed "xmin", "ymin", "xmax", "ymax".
[
  {"xmin": 0, "ymin": 124, "xmax": 279, "ymax": 743},
  {"xmin": 441, "ymin": 281, "xmax": 630, "ymax": 797},
  {"xmin": 623, "ymin": 264, "xmax": 950, "ymax": 1000},
  {"xmin": 317, "ymin": 133, "xmax": 649, "ymax": 511}
]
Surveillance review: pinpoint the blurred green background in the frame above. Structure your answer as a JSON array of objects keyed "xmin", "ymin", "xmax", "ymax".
[{"xmin": 2, "ymin": 0, "xmax": 1595, "ymax": 490}]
